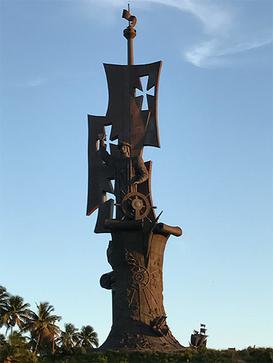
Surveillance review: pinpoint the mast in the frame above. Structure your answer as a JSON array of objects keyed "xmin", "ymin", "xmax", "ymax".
[
  {"xmin": 122, "ymin": 4, "xmax": 137, "ymax": 65},
  {"xmin": 122, "ymin": 5, "xmax": 137, "ymax": 193}
]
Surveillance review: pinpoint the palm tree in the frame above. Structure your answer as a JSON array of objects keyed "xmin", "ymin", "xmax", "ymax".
[
  {"xmin": 57, "ymin": 323, "xmax": 79, "ymax": 353},
  {"xmin": 22, "ymin": 302, "xmax": 61, "ymax": 354},
  {"xmin": 76, "ymin": 325, "xmax": 98, "ymax": 351},
  {"xmin": 1, "ymin": 331, "xmax": 37, "ymax": 363},
  {"xmin": 0, "ymin": 286, "xmax": 9, "ymax": 327},
  {"xmin": 0, "ymin": 286, "xmax": 9, "ymax": 307},
  {"xmin": 1, "ymin": 295, "xmax": 31, "ymax": 335}
]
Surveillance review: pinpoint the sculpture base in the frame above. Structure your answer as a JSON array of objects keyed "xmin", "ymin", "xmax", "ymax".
[
  {"xmin": 99, "ymin": 224, "xmax": 183, "ymax": 352},
  {"xmin": 99, "ymin": 320, "xmax": 183, "ymax": 352}
]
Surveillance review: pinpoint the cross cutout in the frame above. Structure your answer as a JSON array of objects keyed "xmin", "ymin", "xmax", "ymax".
[{"xmin": 135, "ymin": 75, "xmax": 155, "ymax": 110}]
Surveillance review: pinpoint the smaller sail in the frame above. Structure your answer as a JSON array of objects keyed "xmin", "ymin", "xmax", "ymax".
[{"xmin": 86, "ymin": 115, "xmax": 114, "ymax": 216}]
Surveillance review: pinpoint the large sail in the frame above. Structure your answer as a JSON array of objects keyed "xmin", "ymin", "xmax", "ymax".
[{"xmin": 104, "ymin": 61, "xmax": 162, "ymax": 152}]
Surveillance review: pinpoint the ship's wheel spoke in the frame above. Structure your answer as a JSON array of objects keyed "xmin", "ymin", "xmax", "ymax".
[{"xmin": 135, "ymin": 209, "xmax": 140, "ymax": 220}]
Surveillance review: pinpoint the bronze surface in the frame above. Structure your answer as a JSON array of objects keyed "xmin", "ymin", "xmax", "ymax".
[{"xmin": 86, "ymin": 8, "xmax": 183, "ymax": 351}]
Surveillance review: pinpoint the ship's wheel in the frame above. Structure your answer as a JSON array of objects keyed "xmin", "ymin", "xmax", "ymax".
[{"xmin": 121, "ymin": 192, "xmax": 151, "ymax": 220}]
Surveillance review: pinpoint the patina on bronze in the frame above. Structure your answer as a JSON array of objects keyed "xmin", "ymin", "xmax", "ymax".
[{"xmin": 87, "ymin": 8, "xmax": 183, "ymax": 351}]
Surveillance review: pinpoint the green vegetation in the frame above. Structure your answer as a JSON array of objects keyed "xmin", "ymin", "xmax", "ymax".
[
  {"xmin": 1, "ymin": 285, "xmax": 272, "ymax": 363},
  {"xmin": 0, "ymin": 286, "xmax": 98, "ymax": 363},
  {"xmin": 34, "ymin": 348, "xmax": 273, "ymax": 363}
]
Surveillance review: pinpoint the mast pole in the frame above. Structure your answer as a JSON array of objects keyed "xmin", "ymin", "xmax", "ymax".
[
  {"xmin": 122, "ymin": 5, "xmax": 137, "ymax": 194},
  {"xmin": 123, "ymin": 4, "xmax": 137, "ymax": 65}
]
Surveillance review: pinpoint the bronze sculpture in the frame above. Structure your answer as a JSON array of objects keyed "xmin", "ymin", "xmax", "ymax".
[{"xmin": 87, "ymin": 8, "xmax": 183, "ymax": 351}]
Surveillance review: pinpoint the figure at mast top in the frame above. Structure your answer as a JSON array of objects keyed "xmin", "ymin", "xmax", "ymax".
[{"xmin": 122, "ymin": 6, "xmax": 137, "ymax": 65}]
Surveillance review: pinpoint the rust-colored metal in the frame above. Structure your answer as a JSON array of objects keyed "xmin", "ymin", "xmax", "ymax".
[
  {"xmin": 103, "ymin": 62, "xmax": 162, "ymax": 151},
  {"xmin": 86, "ymin": 8, "xmax": 183, "ymax": 351},
  {"xmin": 122, "ymin": 7, "xmax": 137, "ymax": 65}
]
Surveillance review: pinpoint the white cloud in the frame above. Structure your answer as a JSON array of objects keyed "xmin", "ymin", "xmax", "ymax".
[
  {"xmin": 146, "ymin": 0, "xmax": 273, "ymax": 68},
  {"xmin": 185, "ymin": 39, "xmax": 217, "ymax": 68},
  {"xmin": 185, "ymin": 35, "xmax": 273, "ymax": 68},
  {"xmin": 85, "ymin": 0, "xmax": 273, "ymax": 68},
  {"xmin": 26, "ymin": 77, "xmax": 47, "ymax": 87},
  {"xmin": 145, "ymin": 0, "xmax": 232, "ymax": 34}
]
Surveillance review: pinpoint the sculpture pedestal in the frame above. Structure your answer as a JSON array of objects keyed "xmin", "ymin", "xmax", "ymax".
[{"xmin": 99, "ymin": 226, "xmax": 183, "ymax": 351}]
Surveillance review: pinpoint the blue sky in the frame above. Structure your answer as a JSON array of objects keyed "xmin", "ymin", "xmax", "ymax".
[{"xmin": 0, "ymin": 0, "xmax": 272, "ymax": 350}]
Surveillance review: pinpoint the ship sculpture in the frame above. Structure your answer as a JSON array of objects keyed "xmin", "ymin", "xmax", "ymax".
[
  {"xmin": 87, "ymin": 8, "xmax": 183, "ymax": 351},
  {"xmin": 190, "ymin": 324, "xmax": 208, "ymax": 349}
]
